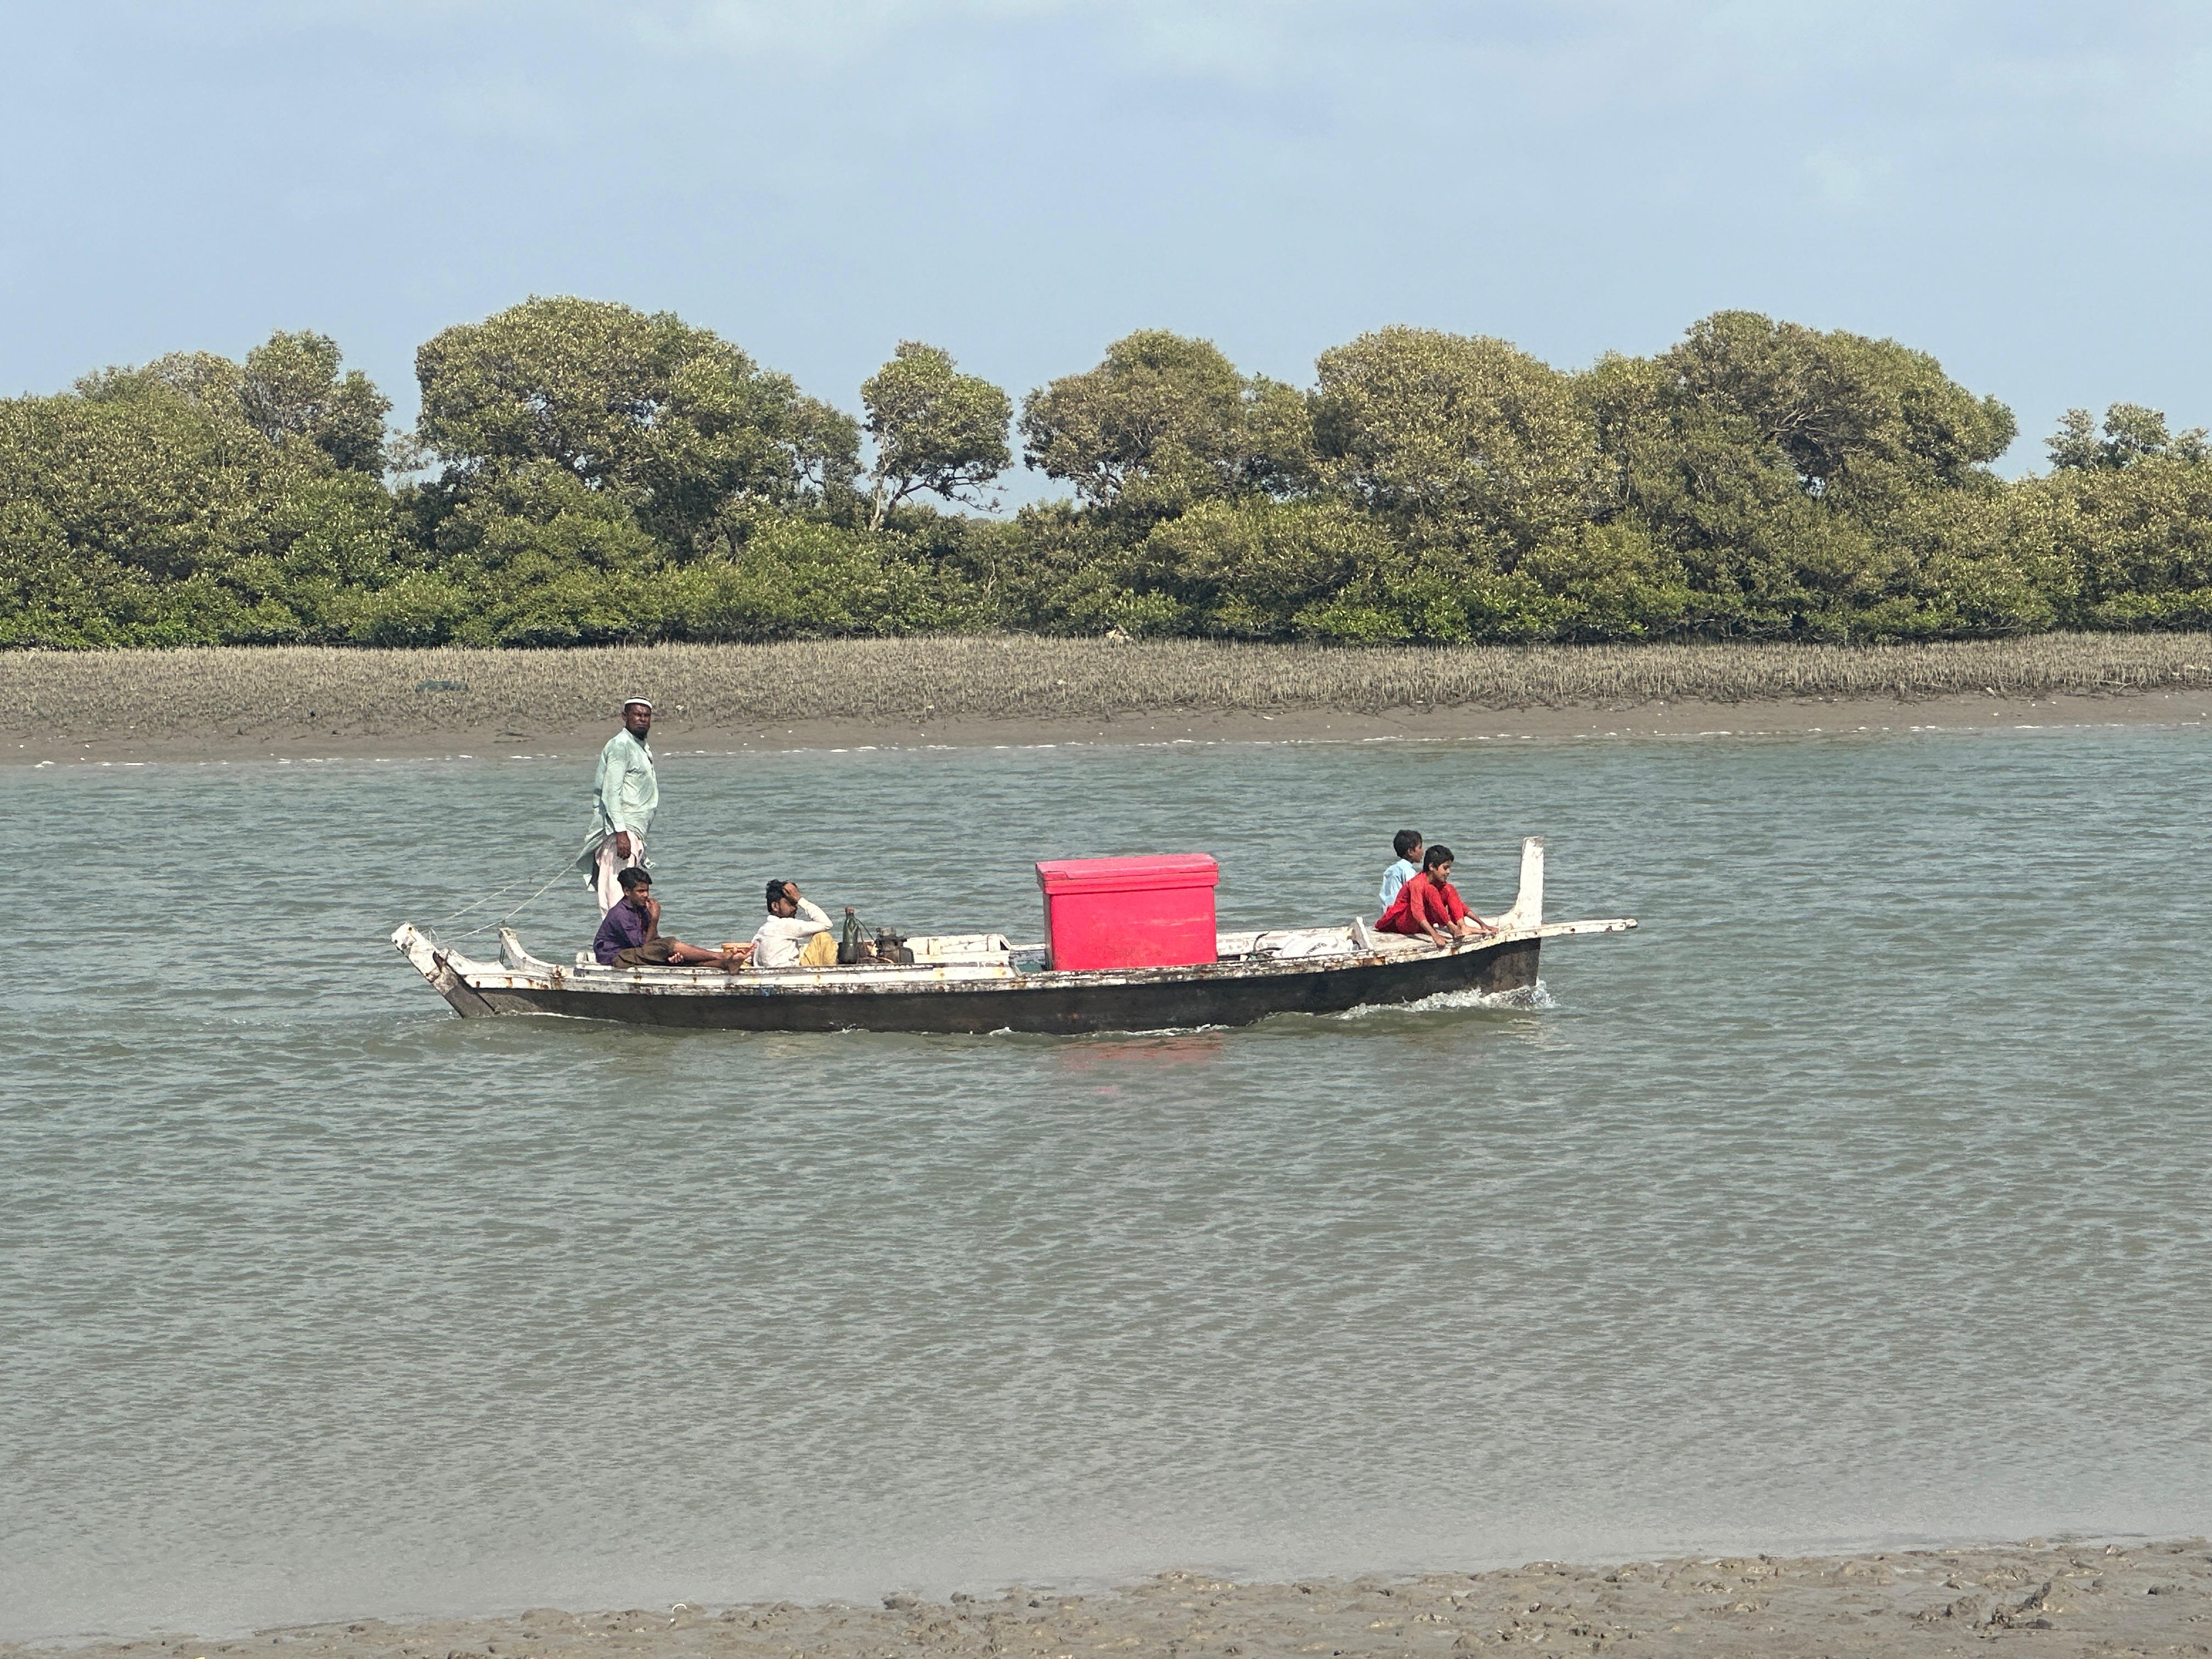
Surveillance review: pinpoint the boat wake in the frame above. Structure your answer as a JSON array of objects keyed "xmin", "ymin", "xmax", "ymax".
[{"xmin": 1338, "ymin": 977, "xmax": 1556, "ymax": 1020}]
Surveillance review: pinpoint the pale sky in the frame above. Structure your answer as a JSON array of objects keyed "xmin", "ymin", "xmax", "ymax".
[{"xmin": 4, "ymin": 0, "xmax": 2209, "ymax": 483}]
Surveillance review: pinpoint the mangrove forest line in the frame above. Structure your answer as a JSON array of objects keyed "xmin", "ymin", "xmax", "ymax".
[{"xmin": 3, "ymin": 297, "xmax": 2208, "ymax": 648}]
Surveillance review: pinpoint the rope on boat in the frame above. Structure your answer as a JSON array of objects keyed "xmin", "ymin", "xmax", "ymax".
[{"xmin": 423, "ymin": 846, "xmax": 588, "ymax": 944}]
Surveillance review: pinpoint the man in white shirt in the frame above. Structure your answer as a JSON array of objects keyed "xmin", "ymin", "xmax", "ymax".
[
  {"xmin": 751, "ymin": 880, "xmax": 836, "ymax": 968},
  {"xmin": 589, "ymin": 698, "xmax": 659, "ymax": 913}
]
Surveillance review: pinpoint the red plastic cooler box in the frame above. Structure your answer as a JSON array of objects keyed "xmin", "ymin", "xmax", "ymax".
[{"xmin": 1035, "ymin": 854, "xmax": 1220, "ymax": 971}]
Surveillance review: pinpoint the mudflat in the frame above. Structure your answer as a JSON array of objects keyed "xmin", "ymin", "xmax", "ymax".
[
  {"xmin": 7, "ymin": 635, "xmax": 2212, "ymax": 764},
  {"xmin": 10, "ymin": 1541, "xmax": 2207, "ymax": 1658}
]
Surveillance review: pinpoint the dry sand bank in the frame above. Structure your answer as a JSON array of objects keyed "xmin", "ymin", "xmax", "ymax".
[
  {"xmin": 13, "ymin": 1541, "xmax": 2209, "ymax": 1658},
  {"xmin": 7, "ymin": 636, "xmax": 2212, "ymax": 765}
]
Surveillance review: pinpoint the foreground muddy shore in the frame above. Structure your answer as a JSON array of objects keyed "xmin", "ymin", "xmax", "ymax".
[
  {"xmin": 13, "ymin": 1541, "xmax": 2209, "ymax": 1658},
  {"xmin": 8, "ymin": 635, "xmax": 2212, "ymax": 765},
  {"xmin": 11, "ymin": 688, "xmax": 2209, "ymax": 766}
]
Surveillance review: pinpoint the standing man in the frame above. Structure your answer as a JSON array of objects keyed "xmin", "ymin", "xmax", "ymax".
[{"xmin": 589, "ymin": 698, "xmax": 659, "ymax": 913}]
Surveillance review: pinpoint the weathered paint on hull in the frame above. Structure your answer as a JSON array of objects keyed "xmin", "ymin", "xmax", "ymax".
[{"xmin": 449, "ymin": 936, "xmax": 1542, "ymax": 1035}]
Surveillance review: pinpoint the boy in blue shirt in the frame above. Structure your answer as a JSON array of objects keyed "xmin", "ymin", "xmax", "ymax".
[{"xmin": 1379, "ymin": 829, "xmax": 1423, "ymax": 907}]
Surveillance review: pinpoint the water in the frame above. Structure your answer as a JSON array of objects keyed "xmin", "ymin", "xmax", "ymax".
[{"xmin": 4, "ymin": 727, "xmax": 2209, "ymax": 1641}]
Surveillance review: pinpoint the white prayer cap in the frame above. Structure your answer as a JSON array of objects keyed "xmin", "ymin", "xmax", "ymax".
[{"xmin": 620, "ymin": 696, "xmax": 654, "ymax": 710}]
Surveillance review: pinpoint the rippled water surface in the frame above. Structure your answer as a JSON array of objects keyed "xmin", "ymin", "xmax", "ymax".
[{"xmin": 4, "ymin": 727, "xmax": 2210, "ymax": 1640}]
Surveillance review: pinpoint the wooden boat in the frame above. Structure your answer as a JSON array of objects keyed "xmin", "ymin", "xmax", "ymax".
[{"xmin": 391, "ymin": 838, "xmax": 1633, "ymax": 1035}]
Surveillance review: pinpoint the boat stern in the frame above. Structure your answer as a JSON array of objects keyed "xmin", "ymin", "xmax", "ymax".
[{"xmin": 1496, "ymin": 836, "xmax": 1545, "ymax": 935}]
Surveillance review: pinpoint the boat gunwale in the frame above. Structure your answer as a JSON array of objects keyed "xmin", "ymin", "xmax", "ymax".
[{"xmin": 393, "ymin": 917, "xmax": 1633, "ymax": 1003}]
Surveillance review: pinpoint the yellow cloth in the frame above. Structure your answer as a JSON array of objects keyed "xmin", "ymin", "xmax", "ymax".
[{"xmin": 798, "ymin": 929, "xmax": 839, "ymax": 968}]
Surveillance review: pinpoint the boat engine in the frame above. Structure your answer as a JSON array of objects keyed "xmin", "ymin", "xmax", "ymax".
[{"xmin": 837, "ymin": 911, "xmax": 915, "ymax": 965}]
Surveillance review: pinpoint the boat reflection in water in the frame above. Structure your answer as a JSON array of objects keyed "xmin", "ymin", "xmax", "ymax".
[{"xmin": 391, "ymin": 838, "xmax": 1634, "ymax": 1036}]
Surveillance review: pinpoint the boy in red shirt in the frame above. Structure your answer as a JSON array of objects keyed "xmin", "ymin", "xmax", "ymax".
[{"xmin": 1375, "ymin": 843, "xmax": 1496, "ymax": 947}]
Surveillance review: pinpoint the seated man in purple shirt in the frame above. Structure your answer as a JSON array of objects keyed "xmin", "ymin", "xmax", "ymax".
[{"xmin": 592, "ymin": 868, "xmax": 746, "ymax": 969}]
